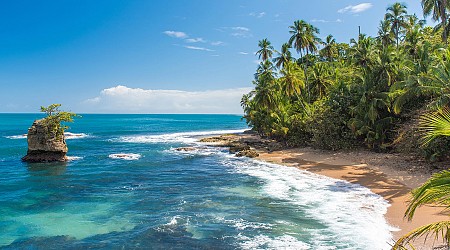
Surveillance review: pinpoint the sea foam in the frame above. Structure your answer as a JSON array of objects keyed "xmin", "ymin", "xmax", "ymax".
[
  {"xmin": 118, "ymin": 129, "xmax": 247, "ymax": 144},
  {"xmin": 224, "ymin": 158, "xmax": 395, "ymax": 249},
  {"xmin": 161, "ymin": 135, "xmax": 396, "ymax": 249},
  {"xmin": 108, "ymin": 153, "xmax": 141, "ymax": 160},
  {"xmin": 5, "ymin": 132, "xmax": 89, "ymax": 140}
]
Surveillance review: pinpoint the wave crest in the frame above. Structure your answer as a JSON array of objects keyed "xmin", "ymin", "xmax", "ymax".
[
  {"xmin": 118, "ymin": 129, "xmax": 247, "ymax": 144},
  {"xmin": 109, "ymin": 153, "xmax": 141, "ymax": 160}
]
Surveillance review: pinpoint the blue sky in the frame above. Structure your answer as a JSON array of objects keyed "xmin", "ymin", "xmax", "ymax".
[{"xmin": 0, "ymin": 0, "xmax": 426, "ymax": 113}]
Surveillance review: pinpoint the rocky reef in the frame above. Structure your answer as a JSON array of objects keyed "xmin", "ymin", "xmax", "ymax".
[
  {"xmin": 199, "ymin": 133, "xmax": 263, "ymax": 158},
  {"xmin": 22, "ymin": 119, "xmax": 68, "ymax": 162}
]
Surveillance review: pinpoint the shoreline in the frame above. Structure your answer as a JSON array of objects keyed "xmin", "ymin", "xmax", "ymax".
[{"xmin": 199, "ymin": 133, "xmax": 449, "ymax": 248}]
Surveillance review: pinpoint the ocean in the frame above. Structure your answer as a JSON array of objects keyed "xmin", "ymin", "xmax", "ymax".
[{"xmin": 0, "ymin": 114, "xmax": 393, "ymax": 249}]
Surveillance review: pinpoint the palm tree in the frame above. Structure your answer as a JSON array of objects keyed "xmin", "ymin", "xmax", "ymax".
[
  {"xmin": 385, "ymin": 2, "xmax": 408, "ymax": 48},
  {"xmin": 393, "ymin": 109, "xmax": 450, "ymax": 249},
  {"xmin": 273, "ymin": 43, "xmax": 294, "ymax": 69},
  {"xmin": 256, "ymin": 38, "xmax": 275, "ymax": 62},
  {"xmin": 289, "ymin": 20, "xmax": 309, "ymax": 59},
  {"xmin": 421, "ymin": 0, "xmax": 450, "ymax": 42},
  {"xmin": 279, "ymin": 61, "xmax": 304, "ymax": 97},
  {"xmin": 349, "ymin": 34, "xmax": 376, "ymax": 68},
  {"xmin": 289, "ymin": 20, "xmax": 321, "ymax": 101},
  {"xmin": 378, "ymin": 19, "xmax": 394, "ymax": 48},
  {"xmin": 309, "ymin": 63, "xmax": 333, "ymax": 99},
  {"xmin": 320, "ymin": 35, "xmax": 337, "ymax": 62}
]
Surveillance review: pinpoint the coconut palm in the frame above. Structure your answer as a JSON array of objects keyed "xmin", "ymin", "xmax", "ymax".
[
  {"xmin": 279, "ymin": 61, "xmax": 304, "ymax": 97},
  {"xmin": 309, "ymin": 63, "xmax": 333, "ymax": 99},
  {"xmin": 273, "ymin": 43, "xmax": 294, "ymax": 69},
  {"xmin": 385, "ymin": 2, "xmax": 408, "ymax": 48},
  {"xmin": 378, "ymin": 19, "xmax": 395, "ymax": 48},
  {"xmin": 320, "ymin": 35, "xmax": 337, "ymax": 62},
  {"xmin": 421, "ymin": 0, "xmax": 450, "ymax": 42},
  {"xmin": 288, "ymin": 20, "xmax": 310, "ymax": 59},
  {"xmin": 392, "ymin": 109, "xmax": 450, "ymax": 249},
  {"xmin": 349, "ymin": 34, "xmax": 376, "ymax": 68},
  {"xmin": 256, "ymin": 38, "xmax": 275, "ymax": 62}
]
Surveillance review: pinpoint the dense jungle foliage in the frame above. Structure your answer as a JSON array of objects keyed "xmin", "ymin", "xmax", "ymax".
[{"xmin": 241, "ymin": 2, "xmax": 450, "ymax": 161}]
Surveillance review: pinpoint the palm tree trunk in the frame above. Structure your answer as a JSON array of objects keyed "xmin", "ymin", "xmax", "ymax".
[
  {"xmin": 441, "ymin": 0, "xmax": 448, "ymax": 43},
  {"xmin": 304, "ymin": 49, "xmax": 310, "ymax": 102}
]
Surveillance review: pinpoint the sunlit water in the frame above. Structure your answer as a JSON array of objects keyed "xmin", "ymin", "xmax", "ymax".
[{"xmin": 0, "ymin": 114, "xmax": 394, "ymax": 249}]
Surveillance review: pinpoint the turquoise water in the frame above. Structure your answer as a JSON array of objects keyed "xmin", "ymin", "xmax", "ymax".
[{"xmin": 0, "ymin": 114, "xmax": 394, "ymax": 249}]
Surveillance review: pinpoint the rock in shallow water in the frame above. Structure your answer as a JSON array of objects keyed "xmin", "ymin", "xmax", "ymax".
[
  {"xmin": 235, "ymin": 149, "xmax": 259, "ymax": 158},
  {"xmin": 21, "ymin": 119, "xmax": 68, "ymax": 162}
]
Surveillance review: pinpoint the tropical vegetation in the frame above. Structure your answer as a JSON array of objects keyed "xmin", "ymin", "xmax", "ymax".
[
  {"xmin": 241, "ymin": 1, "xmax": 450, "ymax": 247},
  {"xmin": 241, "ymin": 2, "xmax": 450, "ymax": 159},
  {"xmin": 40, "ymin": 104, "xmax": 78, "ymax": 137},
  {"xmin": 393, "ymin": 109, "xmax": 450, "ymax": 249}
]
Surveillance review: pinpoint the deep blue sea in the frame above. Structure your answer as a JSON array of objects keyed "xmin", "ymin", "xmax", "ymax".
[{"xmin": 0, "ymin": 114, "xmax": 394, "ymax": 249}]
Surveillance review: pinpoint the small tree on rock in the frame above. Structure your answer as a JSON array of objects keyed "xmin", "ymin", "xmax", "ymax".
[{"xmin": 40, "ymin": 104, "xmax": 78, "ymax": 138}]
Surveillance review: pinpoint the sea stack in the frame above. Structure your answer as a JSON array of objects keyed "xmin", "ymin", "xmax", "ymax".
[{"xmin": 21, "ymin": 119, "xmax": 68, "ymax": 162}]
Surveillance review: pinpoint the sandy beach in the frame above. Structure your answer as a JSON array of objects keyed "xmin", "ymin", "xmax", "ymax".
[{"xmin": 201, "ymin": 133, "xmax": 450, "ymax": 248}]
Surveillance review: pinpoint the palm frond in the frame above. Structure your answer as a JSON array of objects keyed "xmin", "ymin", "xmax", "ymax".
[
  {"xmin": 392, "ymin": 220, "xmax": 450, "ymax": 249},
  {"xmin": 419, "ymin": 107, "xmax": 450, "ymax": 146}
]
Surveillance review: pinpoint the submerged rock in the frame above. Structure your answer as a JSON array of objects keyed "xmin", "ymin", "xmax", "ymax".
[
  {"xmin": 22, "ymin": 119, "xmax": 68, "ymax": 162},
  {"xmin": 175, "ymin": 147, "xmax": 197, "ymax": 152}
]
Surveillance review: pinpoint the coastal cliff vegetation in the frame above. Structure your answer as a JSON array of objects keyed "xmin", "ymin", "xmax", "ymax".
[
  {"xmin": 40, "ymin": 104, "xmax": 78, "ymax": 138},
  {"xmin": 241, "ymin": 2, "xmax": 450, "ymax": 162}
]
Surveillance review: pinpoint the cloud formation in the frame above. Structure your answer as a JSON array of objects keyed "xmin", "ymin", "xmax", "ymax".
[
  {"xmin": 184, "ymin": 46, "xmax": 214, "ymax": 52},
  {"xmin": 338, "ymin": 3, "xmax": 373, "ymax": 14},
  {"xmin": 211, "ymin": 41, "xmax": 225, "ymax": 46},
  {"xmin": 164, "ymin": 30, "xmax": 216, "ymax": 51},
  {"xmin": 82, "ymin": 85, "xmax": 251, "ymax": 114},
  {"xmin": 186, "ymin": 38, "xmax": 206, "ymax": 43},
  {"xmin": 230, "ymin": 26, "xmax": 252, "ymax": 38},
  {"xmin": 311, "ymin": 18, "xmax": 343, "ymax": 23},
  {"xmin": 249, "ymin": 12, "xmax": 266, "ymax": 18},
  {"xmin": 163, "ymin": 31, "xmax": 188, "ymax": 38}
]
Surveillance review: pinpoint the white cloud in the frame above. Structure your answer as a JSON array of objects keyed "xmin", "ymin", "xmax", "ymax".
[
  {"xmin": 184, "ymin": 46, "xmax": 214, "ymax": 52},
  {"xmin": 82, "ymin": 85, "xmax": 251, "ymax": 114},
  {"xmin": 211, "ymin": 41, "xmax": 225, "ymax": 46},
  {"xmin": 163, "ymin": 31, "xmax": 188, "ymax": 38},
  {"xmin": 232, "ymin": 27, "xmax": 250, "ymax": 32},
  {"xmin": 338, "ymin": 3, "xmax": 373, "ymax": 14},
  {"xmin": 249, "ymin": 12, "xmax": 266, "ymax": 18},
  {"xmin": 311, "ymin": 18, "xmax": 343, "ymax": 23},
  {"xmin": 230, "ymin": 26, "xmax": 252, "ymax": 38},
  {"xmin": 185, "ymin": 37, "xmax": 206, "ymax": 43},
  {"xmin": 239, "ymin": 52, "xmax": 249, "ymax": 55}
]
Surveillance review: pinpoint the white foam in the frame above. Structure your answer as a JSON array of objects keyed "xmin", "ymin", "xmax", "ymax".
[
  {"xmin": 222, "ymin": 158, "xmax": 395, "ymax": 249},
  {"xmin": 67, "ymin": 156, "xmax": 83, "ymax": 161},
  {"xmin": 108, "ymin": 153, "xmax": 141, "ymax": 161},
  {"xmin": 5, "ymin": 134, "xmax": 27, "ymax": 139},
  {"xmin": 239, "ymin": 235, "xmax": 310, "ymax": 250},
  {"xmin": 64, "ymin": 132, "xmax": 89, "ymax": 139},
  {"xmin": 117, "ymin": 129, "xmax": 247, "ymax": 144},
  {"xmin": 5, "ymin": 132, "xmax": 89, "ymax": 140}
]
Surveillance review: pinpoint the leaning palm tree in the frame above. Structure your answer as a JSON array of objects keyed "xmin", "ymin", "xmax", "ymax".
[
  {"xmin": 392, "ymin": 108, "xmax": 450, "ymax": 249},
  {"xmin": 273, "ymin": 43, "xmax": 294, "ymax": 69},
  {"xmin": 421, "ymin": 0, "xmax": 450, "ymax": 42},
  {"xmin": 385, "ymin": 2, "xmax": 408, "ymax": 48},
  {"xmin": 256, "ymin": 38, "xmax": 275, "ymax": 62}
]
